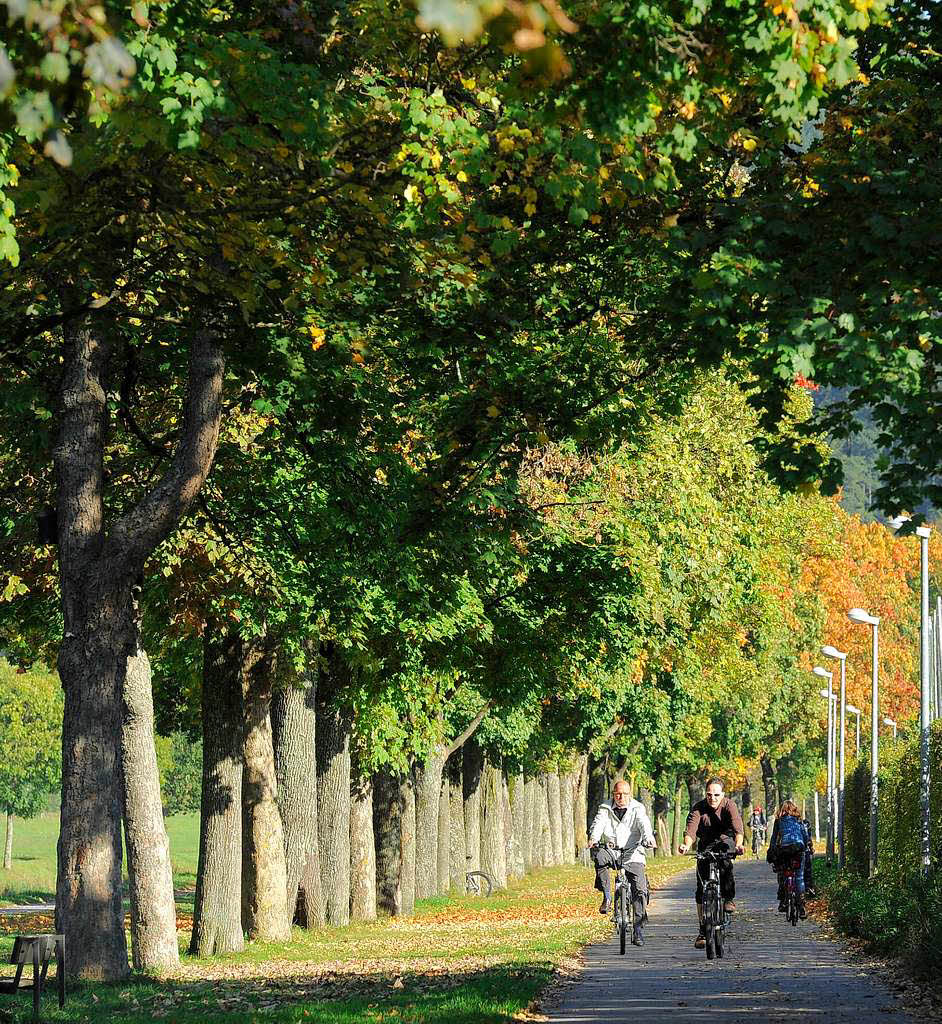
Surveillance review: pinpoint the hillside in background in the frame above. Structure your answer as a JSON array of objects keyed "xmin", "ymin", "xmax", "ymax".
[{"xmin": 815, "ymin": 387, "xmax": 886, "ymax": 523}]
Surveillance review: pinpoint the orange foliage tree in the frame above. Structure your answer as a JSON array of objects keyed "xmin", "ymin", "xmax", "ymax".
[{"xmin": 802, "ymin": 504, "xmax": 941, "ymax": 746}]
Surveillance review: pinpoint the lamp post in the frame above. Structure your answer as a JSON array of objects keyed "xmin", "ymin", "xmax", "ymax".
[
  {"xmin": 814, "ymin": 667, "xmax": 836, "ymax": 863},
  {"xmin": 822, "ymin": 645, "xmax": 848, "ymax": 866},
  {"xmin": 935, "ymin": 597, "xmax": 942, "ymax": 723},
  {"xmin": 916, "ymin": 525, "xmax": 932, "ymax": 876},
  {"xmin": 890, "ymin": 517, "xmax": 932, "ymax": 877},
  {"xmin": 848, "ymin": 608, "xmax": 880, "ymax": 876},
  {"xmin": 883, "ymin": 716, "xmax": 897, "ymax": 739},
  {"xmin": 846, "ymin": 704, "xmax": 862, "ymax": 755}
]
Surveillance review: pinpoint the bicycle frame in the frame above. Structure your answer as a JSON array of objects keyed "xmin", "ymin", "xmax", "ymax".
[
  {"xmin": 779, "ymin": 852, "xmax": 803, "ymax": 926},
  {"xmin": 695, "ymin": 845, "xmax": 737, "ymax": 960},
  {"xmin": 600, "ymin": 842, "xmax": 643, "ymax": 955}
]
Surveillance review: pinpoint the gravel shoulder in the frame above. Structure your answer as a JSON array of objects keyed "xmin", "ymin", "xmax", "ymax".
[{"xmin": 542, "ymin": 856, "xmax": 918, "ymax": 1023}]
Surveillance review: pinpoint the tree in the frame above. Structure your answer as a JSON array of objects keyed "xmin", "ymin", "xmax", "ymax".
[
  {"xmin": 0, "ymin": 660, "xmax": 61, "ymax": 869},
  {"xmin": 684, "ymin": 2, "xmax": 941, "ymax": 517},
  {"xmin": 0, "ymin": 0, "xmax": 887, "ymax": 978}
]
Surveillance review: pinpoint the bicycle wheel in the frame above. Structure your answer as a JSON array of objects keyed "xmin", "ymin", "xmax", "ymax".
[
  {"xmin": 703, "ymin": 891, "xmax": 717, "ymax": 960},
  {"xmin": 788, "ymin": 892, "xmax": 798, "ymax": 926},
  {"xmin": 465, "ymin": 871, "xmax": 492, "ymax": 897},
  {"xmin": 618, "ymin": 886, "xmax": 627, "ymax": 955},
  {"xmin": 715, "ymin": 923, "xmax": 725, "ymax": 958}
]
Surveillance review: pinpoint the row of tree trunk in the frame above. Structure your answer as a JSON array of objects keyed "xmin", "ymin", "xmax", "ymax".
[{"xmin": 170, "ymin": 638, "xmax": 594, "ymax": 965}]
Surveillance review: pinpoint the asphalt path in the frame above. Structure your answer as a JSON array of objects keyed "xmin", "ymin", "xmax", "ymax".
[
  {"xmin": 544, "ymin": 856, "xmax": 915, "ymax": 1023},
  {"xmin": 0, "ymin": 902, "xmax": 54, "ymax": 916}
]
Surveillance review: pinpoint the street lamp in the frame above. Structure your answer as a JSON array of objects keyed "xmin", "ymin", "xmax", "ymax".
[
  {"xmin": 822, "ymin": 645, "xmax": 848, "ymax": 866},
  {"xmin": 846, "ymin": 704, "xmax": 862, "ymax": 755},
  {"xmin": 883, "ymin": 716, "xmax": 897, "ymax": 739},
  {"xmin": 814, "ymin": 666, "xmax": 836, "ymax": 863},
  {"xmin": 889, "ymin": 517, "xmax": 933, "ymax": 876},
  {"xmin": 848, "ymin": 607, "xmax": 880, "ymax": 876}
]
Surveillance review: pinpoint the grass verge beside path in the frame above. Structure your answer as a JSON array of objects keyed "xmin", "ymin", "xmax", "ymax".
[
  {"xmin": 0, "ymin": 857, "xmax": 690, "ymax": 1024},
  {"xmin": 816, "ymin": 860, "xmax": 942, "ymax": 995}
]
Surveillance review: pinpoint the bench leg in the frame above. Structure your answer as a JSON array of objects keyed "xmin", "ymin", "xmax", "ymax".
[
  {"xmin": 57, "ymin": 936, "xmax": 65, "ymax": 1009},
  {"xmin": 32, "ymin": 940, "xmax": 40, "ymax": 1023}
]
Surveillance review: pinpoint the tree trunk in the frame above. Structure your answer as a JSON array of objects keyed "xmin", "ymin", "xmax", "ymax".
[
  {"xmin": 121, "ymin": 645, "xmax": 179, "ymax": 972},
  {"xmin": 415, "ymin": 748, "xmax": 446, "ymax": 900},
  {"xmin": 521, "ymin": 775, "xmax": 535, "ymax": 873},
  {"xmin": 671, "ymin": 777, "xmax": 684, "ymax": 856},
  {"xmin": 373, "ymin": 768, "xmax": 404, "ymax": 916},
  {"xmin": 638, "ymin": 786, "xmax": 653, "ymax": 822},
  {"xmin": 503, "ymin": 774, "xmax": 524, "ymax": 879},
  {"xmin": 56, "ymin": 602, "xmax": 129, "ymax": 981},
  {"xmin": 686, "ymin": 775, "xmax": 704, "ymax": 812},
  {"xmin": 546, "ymin": 772, "xmax": 563, "ymax": 865},
  {"xmin": 400, "ymin": 769, "xmax": 416, "ymax": 915},
  {"xmin": 573, "ymin": 756, "xmax": 589, "ymax": 862},
  {"xmin": 437, "ymin": 769, "xmax": 451, "ymax": 895},
  {"xmin": 55, "ymin": 325, "xmax": 224, "ymax": 980},
  {"xmin": 760, "ymin": 754, "xmax": 777, "ymax": 814},
  {"xmin": 191, "ymin": 629, "xmax": 245, "ymax": 957},
  {"xmin": 538, "ymin": 776, "xmax": 553, "ymax": 866},
  {"xmin": 462, "ymin": 740, "xmax": 483, "ymax": 872},
  {"xmin": 3, "ymin": 813, "xmax": 11, "ymax": 870},
  {"xmin": 526, "ymin": 776, "xmax": 544, "ymax": 869},
  {"xmin": 775, "ymin": 757, "xmax": 790, "ymax": 804},
  {"xmin": 587, "ymin": 757, "xmax": 607, "ymax": 833},
  {"xmin": 511, "ymin": 773, "xmax": 527, "ymax": 876},
  {"xmin": 741, "ymin": 781, "xmax": 752, "ymax": 824},
  {"xmin": 241, "ymin": 643, "xmax": 290, "ymax": 942},
  {"xmin": 272, "ymin": 675, "xmax": 322, "ymax": 929},
  {"xmin": 559, "ymin": 771, "xmax": 575, "ymax": 864},
  {"xmin": 653, "ymin": 789, "xmax": 671, "ymax": 857},
  {"xmin": 481, "ymin": 763, "xmax": 507, "ymax": 889},
  {"xmin": 447, "ymin": 755, "xmax": 466, "ymax": 892},
  {"xmin": 350, "ymin": 774, "xmax": 377, "ymax": 921},
  {"xmin": 315, "ymin": 652, "xmax": 352, "ymax": 927}
]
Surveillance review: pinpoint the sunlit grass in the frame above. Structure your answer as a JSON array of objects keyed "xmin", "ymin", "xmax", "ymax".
[
  {"xmin": 0, "ymin": 811, "xmax": 200, "ymax": 904},
  {"xmin": 0, "ymin": 857, "xmax": 692, "ymax": 1023}
]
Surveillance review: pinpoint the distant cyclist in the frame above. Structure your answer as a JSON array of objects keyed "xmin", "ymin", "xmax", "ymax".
[
  {"xmin": 678, "ymin": 778, "xmax": 744, "ymax": 948},
  {"xmin": 767, "ymin": 800, "xmax": 811, "ymax": 918},
  {"xmin": 588, "ymin": 780, "xmax": 656, "ymax": 946},
  {"xmin": 749, "ymin": 806, "xmax": 767, "ymax": 852}
]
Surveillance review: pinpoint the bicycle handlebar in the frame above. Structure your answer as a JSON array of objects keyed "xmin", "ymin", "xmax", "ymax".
[
  {"xmin": 684, "ymin": 844, "xmax": 741, "ymax": 861},
  {"xmin": 598, "ymin": 840, "xmax": 653, "ymax": 864}
]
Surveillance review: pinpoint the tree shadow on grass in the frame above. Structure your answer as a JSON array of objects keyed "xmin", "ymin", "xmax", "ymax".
[{"xmin": 0, "ymin": 963, "xmax": 557, "ymax": 1023}]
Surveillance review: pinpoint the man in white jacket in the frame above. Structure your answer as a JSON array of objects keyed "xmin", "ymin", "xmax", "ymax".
[{"xmin": 589, "ymin": 779, "xmax": 656, "ymax": 946}]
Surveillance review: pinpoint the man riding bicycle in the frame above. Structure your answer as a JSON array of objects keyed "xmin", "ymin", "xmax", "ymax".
[
  {"xmin": 678, "ymin": 777, "xmax": 744, "ymax": 948},
  {"xmin": 589, "ymin": 780, "xmax": 656, "ymax": 947}
]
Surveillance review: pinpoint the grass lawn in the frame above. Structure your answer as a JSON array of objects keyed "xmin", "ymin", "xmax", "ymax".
[
  {"xmin": 0, "ymin": 811, "xmax": 201, "ymax": 904},
  {"xmin": 0, "ymin": 853, "xmax": 693, "ymax": 1023}
]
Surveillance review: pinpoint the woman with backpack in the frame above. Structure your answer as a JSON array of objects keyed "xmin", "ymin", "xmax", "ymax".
[{"xmin": 767, "ymin": 799, "xmax": 811, "ymax": 918}]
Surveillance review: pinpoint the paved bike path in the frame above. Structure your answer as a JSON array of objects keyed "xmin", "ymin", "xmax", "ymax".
[{"xmin": 544, "ymin": 857, "xmax": 915, "ymax": 1023}]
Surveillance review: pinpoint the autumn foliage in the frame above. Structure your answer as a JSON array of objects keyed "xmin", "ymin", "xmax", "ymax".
[{"xmin": 802, "ymin": 504, "xmax": 940, "ymax": 733}]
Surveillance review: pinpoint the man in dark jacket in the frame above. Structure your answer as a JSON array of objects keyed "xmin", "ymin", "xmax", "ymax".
[{"xmin": 679, "ymin": 778, "xmax": 744, "ymax": 948}]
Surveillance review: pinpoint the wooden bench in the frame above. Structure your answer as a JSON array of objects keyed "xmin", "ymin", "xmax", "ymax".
[{"xmin": 0, "ymin": 934, "xmax": 65, "ymax": 1022}]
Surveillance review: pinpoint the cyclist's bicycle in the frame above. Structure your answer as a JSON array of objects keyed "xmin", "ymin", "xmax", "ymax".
[
  {"xmin": 694, "ymin": 843, "xmax": 739, "ymax": 960},
  {"xmin": 751, "ymin": 825, "xmax": 767, "ymax": 858},
  {"xmin": 600, "ymin": 841, "xmax": 646, "ymax": 955},
  {"xmin": 777, "ymin": 846, "xmax": 805, "ymax": 926}
]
